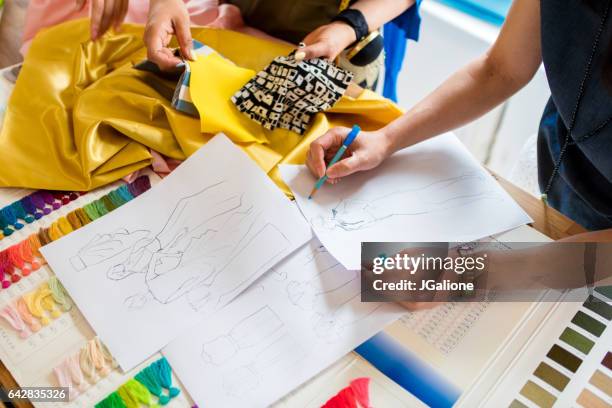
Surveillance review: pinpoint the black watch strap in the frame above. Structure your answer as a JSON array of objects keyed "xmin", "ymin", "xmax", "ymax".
[{"xmin": 332, "ymin": 9, "xmax": 369, "ymax": 44}]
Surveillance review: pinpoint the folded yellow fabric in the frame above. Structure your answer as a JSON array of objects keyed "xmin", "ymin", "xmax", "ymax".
[{"xmin": 0, "ymin": 19, "xmax": 403, "ymax": 194}]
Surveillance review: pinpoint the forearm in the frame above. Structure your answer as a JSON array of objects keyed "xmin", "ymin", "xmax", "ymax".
[
  {"xmin": 383, "ymin": 55, "xmax": 523, "ymax": 153},
  {"xmin": 379, "ymin": 0, "xmax": 542, "ymax": 154},
  {"xmin": 351, "ymin": 0, "xmax": 415, "ymax": 31},
  {"xmin": 488, "ymin": 239, "xmax": 612, "ymax": 291}
]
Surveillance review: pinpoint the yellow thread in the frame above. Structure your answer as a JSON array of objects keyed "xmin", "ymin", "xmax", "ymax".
[
  {"xmin": 39, "ymin": 283, "xmax": 62, "ymax": 319},
  {"xmin": 339, "ymin": 0, "xmax": 350, "ymax": 11},
  {"xmin": 48, "ymin": 222, "xmax": 64, "ymax": 241},
  {"xmin": 29, "ymin": 286, "xmax": 52, "ymax": 325},
  {"xmin": 57, "ymin": 217, "xmax": 74, "ymax": 235},
  {"xmin": 23, "ymin": 291, "xmax": 49, "ymax": 326}
]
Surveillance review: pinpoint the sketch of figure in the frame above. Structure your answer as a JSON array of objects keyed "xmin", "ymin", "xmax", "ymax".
[
  {"xmin": 221, "ymin": 334, "xmax": 305, "ymax": 398},
  {"xmin": 70, "ymin": 229, "xmax": 150, "ymax": 271},
  {"xmin": 72, "ymin": 181, "xmax": 290, "ymax": 310},
  {"xmin": 201, "ymin": 306, "xmax": 283, "ymax": 365},
  {"xmin": 314, "ymin": 172, "xmax": 501, "ymax": 231},
  {"xmin": 284, "ymin": 247, "xmax": 381, "ymax": 342},
  {"xmin": 311, "ymin": 296, "xmax": 382, "ymax": 342},
  {"xmin": 287, "ymin": 263, "xmax": 358, "ymax": 311}
]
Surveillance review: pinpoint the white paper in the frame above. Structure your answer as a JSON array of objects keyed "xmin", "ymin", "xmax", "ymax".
[
  {"xmin": 41, "ymin": 134, "xmax": 312, "ymax": 370},
  {"xmin": 280, "ymin": 133, "xmax": 532, "ymax": 270},
  {"xmin": 163, "ymin": 239, "xmax": 404, "ymax": 408}
]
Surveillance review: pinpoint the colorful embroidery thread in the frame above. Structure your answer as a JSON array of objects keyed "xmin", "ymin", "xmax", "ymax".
[{"xmin": 0, "ymin": 176, "xmax": 151, "ymax": 290}]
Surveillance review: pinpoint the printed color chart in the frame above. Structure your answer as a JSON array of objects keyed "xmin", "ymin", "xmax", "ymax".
[{"xmin": 510, "ymin": 287, "xmax": 612, "ymax": 408}]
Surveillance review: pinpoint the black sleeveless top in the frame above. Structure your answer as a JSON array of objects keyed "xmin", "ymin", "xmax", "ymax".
[{"xmin": 538, "ymin": 0, "xmax": 612, "ymax": 230}]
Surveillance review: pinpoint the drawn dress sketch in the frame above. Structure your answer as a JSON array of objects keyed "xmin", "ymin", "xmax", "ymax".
[
  {"xmin": 316, "ymin": 172, "xmax": 502, "ymax": 231},
  {"xmin": 284, "ymin": 244, "xmax": 382, "ymax": 341},
  {"xmin": 192, "ymin": 242, "xmax": 386, "ymax": 399},
  {"xmin": 70, "ymin": 181, "xmax": 290, "ymax": 311},
  {"xmin": 200, "ymin": 303, "xmax": 305, "ymax": 398}
]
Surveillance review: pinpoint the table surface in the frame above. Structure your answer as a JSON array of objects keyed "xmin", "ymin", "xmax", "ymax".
[{"xmin": 0, "ymin": 174, "xmax": 587, "ymax": 408}]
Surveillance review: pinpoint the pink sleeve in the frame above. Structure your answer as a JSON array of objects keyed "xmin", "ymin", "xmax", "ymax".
[
  {"xmin": 21, "ymin": 0, "xmax": 89, "ymax": 55},
  {"xmin": 21, "ymin": 0, "xmax": 219, "ymax": 56}
]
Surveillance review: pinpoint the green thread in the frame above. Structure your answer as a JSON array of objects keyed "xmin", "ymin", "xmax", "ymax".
[
  {"xmin": 83, "ymin": 202, "xmax": 100, "ymax": 221},
  {"xmin": 48, "ymin": 277, "xmax": 72, "ymax": 312},
  {"xmin": 118, "ymin": 379, "xmax": 160, "ymax": 408},
  {"xmin": 107, "ymin": 191, "xmax": 125, "ymax": 208},
  {"xmin": 94, "ymin": 199, "xmax": 109, "ymax": 217},
  {"xmin": 101, "ymin": 195, "xmax": 118, "ymax": 212},
  {"xmin": 135, "ymin": 366, "xmax": 166, "ymax": 404},
  {"xmin": 97, "ymin": 357, "xmax": 177, "ymax": 407},
  {"xmin": 95, "ymin": 391, "xmax": 127, "ymax": 408},
  {"xmin": 152, "ymin": 358, "xmax": 180, "ymax": 399}
]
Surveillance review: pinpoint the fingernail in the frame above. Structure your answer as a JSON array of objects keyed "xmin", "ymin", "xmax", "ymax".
[
  {"xmin": 189, "ymin": 48, "xmax": 197, "ymax": 61},
  {"xmin": 295, "ymin": 51, "xmax": 306, "ymax": 61}
]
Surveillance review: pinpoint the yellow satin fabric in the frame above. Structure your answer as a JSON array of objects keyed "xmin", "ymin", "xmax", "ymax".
[{"xmin": 0, "ymin": 19, "xmax": 403, "ymax": 195}]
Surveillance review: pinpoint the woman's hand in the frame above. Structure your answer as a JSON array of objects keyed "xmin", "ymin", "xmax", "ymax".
[
  {"xmin": 144, "ymin": 0, "xmax": 195, "ymax": 70},
  {"xmin": 297, "ymin": 21, "xmax": 356, "ymax": 61},
  {"xmin": 307, "ymin": 127, "xmax": 392, "ymax": 183},
  {"xmin": 76, "ymin": 0, "xmax": 129, "ymax": 40}
]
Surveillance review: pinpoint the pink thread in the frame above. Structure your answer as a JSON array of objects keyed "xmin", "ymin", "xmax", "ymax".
[
  {"xmin": 16, "ymin": 298, "xmax": 41, "ymax": 332},
  {"xmin": 0, "ymin": 303, "xmax": 32, "ymax": 338},
  {"xmin": 66, "ymin": 353, "xmax": 87, "ymax": 392},
  {"xmin": 54, "ymin": 359, "xmax": 79, "ymax": 400}
]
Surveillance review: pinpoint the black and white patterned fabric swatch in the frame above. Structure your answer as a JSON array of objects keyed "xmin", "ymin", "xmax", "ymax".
[{"xmin": 231, "ymin": 53, "xmax": 354, "ymax": 135}]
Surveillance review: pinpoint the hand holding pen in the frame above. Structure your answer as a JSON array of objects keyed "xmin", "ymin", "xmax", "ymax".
[{"xmin": 306, "ymin": 125, "xmax": 393, "ymax": 196}]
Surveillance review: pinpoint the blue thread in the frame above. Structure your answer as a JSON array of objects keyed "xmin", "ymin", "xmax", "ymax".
[
  {"xmin": 21, "ymin": 196, "xmax": 42, "ymax": 220},
  {"xmin": 0, "ymin": 206, "xmax": 22, "ymax": 231},
  {"xmin": 11, "ymin": 201, "xmax": 34, "ymax": 224}
]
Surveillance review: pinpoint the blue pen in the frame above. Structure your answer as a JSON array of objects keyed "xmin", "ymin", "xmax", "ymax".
[{"xmin": 308, "ymin": 125, "xmax": 361, "ymax": 199}]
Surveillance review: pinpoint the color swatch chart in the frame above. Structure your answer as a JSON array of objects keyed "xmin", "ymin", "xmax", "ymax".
[{"xmin": 509, "ymin": 287, "xmax": 612, "ymax": 408}]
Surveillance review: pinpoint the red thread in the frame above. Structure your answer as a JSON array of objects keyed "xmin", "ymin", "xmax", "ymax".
[
  {"xmin": 7, "ymin": 245, "xmax": 31, "ymax": 276},
  {"xmin": 350, "ymin": 378, "xmax": 370, "ymax": 408},
  {"xmin": 0, "ymin": 250, "xmax": 13, "ymax": 289},
  {"xmin": 322, "ymin": 378, "xmax": 371, "ymax": 408},
  {"xmin": 52, "ymin": 192, "xmax": 70, "ymax": 206}
]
